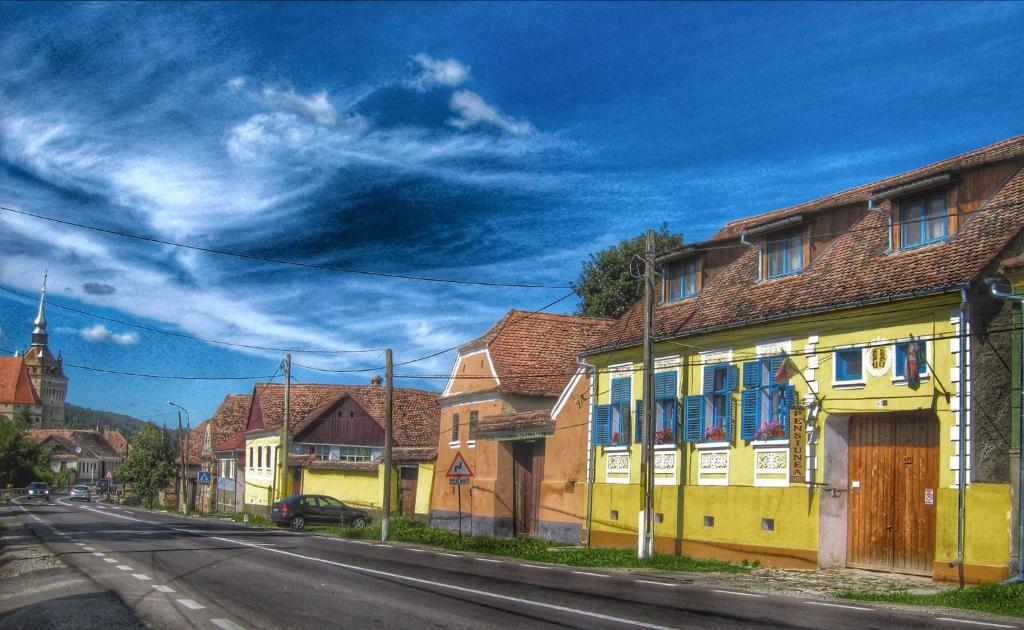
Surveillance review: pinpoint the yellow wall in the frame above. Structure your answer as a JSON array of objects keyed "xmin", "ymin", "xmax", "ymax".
[
  {"xmin": 415, "ymin": 462, "xmax": 435, "ymax": 516},
  {"xmin": 586, "ymin": 294, "xmax": 1010, "ymax": 577},
  {"xmin": 243, "ymin": 434, "xmax": 280, "ymax": 506},
  {"xmin": 302, "ymin": 467, "xmax": 388, "ymax": 510}
]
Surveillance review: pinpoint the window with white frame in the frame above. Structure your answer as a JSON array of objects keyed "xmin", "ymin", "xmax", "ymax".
[
  {"xmin": 592, "ymin": 375, "xmax": 632, "ymax": 447},
  {"xmin": 833, "ymin": 348, "xmax": 864, "ymax": 385}
]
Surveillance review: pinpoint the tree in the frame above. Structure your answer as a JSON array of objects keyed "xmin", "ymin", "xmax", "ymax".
[
  {"xmin": 572, "ymin": 224, "xmax": 685, "ymax": 319},
  {"xmin": 115, "ymin": 423, "xmax": 174, "ymax": 507},
  {"xmin": 0, "ymin": 409, "xmax": 53, "ymax": 487}
]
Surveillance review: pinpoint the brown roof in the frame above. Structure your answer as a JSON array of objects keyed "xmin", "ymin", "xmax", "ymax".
[
  {"xmin": 715, "ymin": 134, "xmax": 1024, "ymax": 239},
  {"xmin": 475, "ymin": 410, "xmax": 554, "ymax": 439},
  {"xmin": 461, "ymin": 311, "xmax": 613, "ymax": 397},
  {"xmin": 184, "ymin": 421, "xmax": 210, "ymax": 466},
  {"xmin": 102, "ymin": 430, "xmax": 129, "ymax": 457},
  {"xmin": 29, "ymin": 429, "xmax": 121, "ymax": 460},
  {"xmin": 214, "ymin": 429, "xmax": 246, "ymax": 452},
  {"xmin": 0, "ymin": 356, "xmax": 40, "ymax": 406},
  {"xmin": 391, "ymin": 446, "xmax": 437, "ymax": 463},
  {"xmin": 251, "ymin": 383, "xmax": 439, "ymax": 449},
  {"xmin": 206, "ymin": 394, "xmax": 251, "ymax": 452},
  {"xmin": 305, "ymin": 460, "xmax": 378, "ymax": 472},
  {"xmin": 589, "ymin": 139, "xmax": 1024, "ymax": 352}
]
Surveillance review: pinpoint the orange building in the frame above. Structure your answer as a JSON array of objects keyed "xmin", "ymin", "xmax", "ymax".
[{"xmin": 429, "ymin": 310, "xmax": 611, "ymax": 543}]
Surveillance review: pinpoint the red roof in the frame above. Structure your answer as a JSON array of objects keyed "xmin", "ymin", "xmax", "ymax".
[
  {"xmin": 0, "ymin": 356, "xmax": 40, "ymax": 406},
  {"xmin": 462, "ymin": 311, "xmax": 613, "ymax": 397},
  {"xmin": 214, "ymin": 429, "xmax": 246, "ymax": 452},
  {"xmin": 590, "ymin": 136, "xmax": 1024, "ymax": 352},
  {"xmin": 205, "ymin": 394, "xmax": 251, "ymax": 453}
]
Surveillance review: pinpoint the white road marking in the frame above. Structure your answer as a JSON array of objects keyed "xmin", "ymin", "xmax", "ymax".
[
  {"xmin": 92, "ymin": 552, "xmax": 105, "ymax": 557},
  {"xmin": 132, "ymin": 574, "xmax": 151, "ymax": 581},
  {"xmin": 406, "ymin": 548, "xmax": 426, "ymax": 552},
  {"xmin": 206, "ymin": 534, "xmax": 675, "ymax": 630},
  {"xmin": 476, "ymin": 558, "xmax": 502, "ymax": 563},
  {"xmin": 75, "ymin": 543, "xmax": 86, "ymax": 547},
  {"xmin": 523, "ymin": 564, "xmax": 554, "ymax": 570},
  {"xmin": 176, "ymin": 598, "xmax": 205, "ymax": 610},
  {"xmin": 116, "ymin": 565, "xmax": 134, "ymax": 571},
  {"xmin": 211, "ymin": 619, "xmax": 247, "ymax": 630},
  {"xmin": 373, "ymin": 544, "xmax": 391, "ymax": 548},
  {"xmin": 152, "ymin": 585, "xmax": 175, "ymax": 593},
  {"xmin": 572, "ymin": 571, "xmax": 610, "ymax": 578},
  {"xmin": 637, "ymin": 580, "xmax": 677, "ymax": 587},
  {"xmin": 82, "ymin": 546, "xmax": 95, "ymax": 551},
  {"xmin": 438, "ymin": 552, "xmax": 459, "ymax": 557},
  {"xmin": 711, "ymin": 589, "xmax": 765, "ymax": 598},
  {"xmin": 104, "ymin": 558, "xmax": 119, "ymax": 563},
  {"xmin": 804, "ymin": 601, "xmax": 873, "ymax": 611},
  {"xmin": 935, "ymin": 619, "xmax": 1016, "ymax": 629}
]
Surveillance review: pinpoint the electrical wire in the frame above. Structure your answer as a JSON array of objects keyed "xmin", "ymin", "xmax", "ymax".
[{"xmin": 0, "ymin": 205, "xmax": 571, "ymax": 289}]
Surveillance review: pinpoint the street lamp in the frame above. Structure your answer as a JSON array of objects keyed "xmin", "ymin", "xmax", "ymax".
[{"xmin": 168, "ymin": 401, "xmax": 191, "ymax": 514}]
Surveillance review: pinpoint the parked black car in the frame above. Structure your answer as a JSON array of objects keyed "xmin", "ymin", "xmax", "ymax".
[
  {"xmin": 26, "ymin": 482, "xmax": 50, "ymax": 501},
  {"xmin": 270, "ymin": 495, "xmax": 370, "ymax": 531}
]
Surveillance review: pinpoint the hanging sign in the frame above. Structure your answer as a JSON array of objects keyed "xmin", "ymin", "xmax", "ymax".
[{"xmin": 789, "ymin": 407, "xmax": 806, "ymax": 483}]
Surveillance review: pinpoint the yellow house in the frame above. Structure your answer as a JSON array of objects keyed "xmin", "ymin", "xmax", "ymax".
[
  {"xmin": 582, "ymin": 135, "xmax": 1024, "ymax": 583},
  {"xmin": 242, "ymin": 382, "xmax": 439, "ymax": 519}
]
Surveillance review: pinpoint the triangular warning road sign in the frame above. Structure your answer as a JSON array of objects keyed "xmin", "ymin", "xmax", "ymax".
[{"xmin": 446, "ymin": 451, "xmax": 474, "ymax": 478}]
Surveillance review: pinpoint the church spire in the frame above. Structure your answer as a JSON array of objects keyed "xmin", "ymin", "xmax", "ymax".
[{"xmin": 31, "ymin": 271, "xmax": 48, "ymax": 346}]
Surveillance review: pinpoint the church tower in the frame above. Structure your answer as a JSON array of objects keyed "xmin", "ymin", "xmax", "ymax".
[{"xmin": 23, "ymin": 272, "xmax": 68, "ymax": 428}]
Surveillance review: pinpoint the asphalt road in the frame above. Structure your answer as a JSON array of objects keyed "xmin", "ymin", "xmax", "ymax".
[{"xmin": 8, "ymin": 495, "xmax": 1019, "ymax": 630}]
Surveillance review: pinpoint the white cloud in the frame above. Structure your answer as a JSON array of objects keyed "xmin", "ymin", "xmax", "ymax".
[
  {"xmin": 406, "ymin": 54, "xmax": 471, "ymax": 91},
  {"xmin": 225, "ymin": 76, "xmax": 246, "ymax": 91},
  {"xmin": 80, "ymin": 324, "xmax": 139, "ymax": 345},
  {"xmin": 447, "ymin": 90, "xmax": 533, "ymax": 136},
  {"xmin": 261, "ymin": 86, "xmax": 338, "ymax": 125}
]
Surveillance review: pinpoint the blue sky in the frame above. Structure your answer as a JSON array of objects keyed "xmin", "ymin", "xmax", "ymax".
[{"xmin": 1, "ymin": 2, "xmax": 1021, "ymax": 425}]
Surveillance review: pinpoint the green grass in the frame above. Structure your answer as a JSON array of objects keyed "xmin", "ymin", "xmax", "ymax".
[
  {"xmin": 304, "ymin": 517, "xmax": 746, "ymax": 573},
  {"xmin": 840, "ymin": 583, "xmax": 1024, "ymax": 617},
  {"xmin": 226, "ymin": 511, "xmax": 276, "ymax": 528}
]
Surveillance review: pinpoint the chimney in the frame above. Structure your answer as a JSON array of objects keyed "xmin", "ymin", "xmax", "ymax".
[{"xmin": 370, "ymin": 375, "xmax": 383, "ymax": 386}]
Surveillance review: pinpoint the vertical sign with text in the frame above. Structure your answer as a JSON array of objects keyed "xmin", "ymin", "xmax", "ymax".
[{"xmin": 790, "ymin": 407, "xmax": 806, "ymax": 483}]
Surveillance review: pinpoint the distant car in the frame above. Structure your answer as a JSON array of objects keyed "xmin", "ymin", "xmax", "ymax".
[
  {"xmin": 70, "ymin": 485, "xmax": 92, "ymax": 502},
  {"xmin": 26, "ymin": 482, "xmax": 50, "ymax": 501},
  {"xmin": 270, "ymin": 495, "xmax": 371, "ymax": 531}
]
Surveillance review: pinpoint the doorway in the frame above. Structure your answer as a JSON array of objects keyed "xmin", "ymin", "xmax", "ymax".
[
  {"xmin": 400, "ymin": 467, "xmax": 419, "ymax": 518},
  {"xmin": 847, "ymin": 412, "xmax": 938, "ymax": 575},
  {"xmin": 513, "ymin": 440, "xmax": 544, "ymax": 536}
]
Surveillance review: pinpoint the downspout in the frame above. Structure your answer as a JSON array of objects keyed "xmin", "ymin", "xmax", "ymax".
[
  {"xmin": 986, "ymin": 278, "xmax": 1024, "ymax": 584},
  {"xmin": 866, "ymin": 197, "xmax": 893, "ymax": 253},
  {"xmin": 580, "ymin": 358, "xmax": 598, "ymax": 547}
]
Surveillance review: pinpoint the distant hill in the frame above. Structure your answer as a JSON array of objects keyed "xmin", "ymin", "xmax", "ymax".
[{"xmin": 63, "ymin": 404, "xmax": 148, "ymax": 437}]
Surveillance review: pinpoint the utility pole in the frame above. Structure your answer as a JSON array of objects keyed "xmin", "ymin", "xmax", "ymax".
[
  {"xmin": 381, "ymin": 349, "xmax": 394, "ymax": 541},
  {"xmin": 639, "ymin": 228, "xmax": 656, "ymax": 559},
  {"xmin": 280, "ymin": 354, "xmax": 291, "ymax": 502},
  {"xmin": 177, "ymin": 411, "xmax": 184, "ymax": 514}
]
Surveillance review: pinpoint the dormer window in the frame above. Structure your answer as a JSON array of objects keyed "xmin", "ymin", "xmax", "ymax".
[
  {"xmin": 765, "ymin": 227, "xmax": 804, "ymax": 278},
  {"xmin": 665, "ymin": 258, "xmax": 699, "ymax": 302},
  {"xmin": 899, "ymin": 191, "xmax": 946, "ymax": 249}
]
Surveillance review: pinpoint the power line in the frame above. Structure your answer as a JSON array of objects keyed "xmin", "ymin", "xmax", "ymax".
[
  {"xmin": 0, "ymin": 285, "xmax": 386, "ymax": 354},
  {"xmin": 0, "ymin": 205, "xmax": 571, "ymax": 290}
]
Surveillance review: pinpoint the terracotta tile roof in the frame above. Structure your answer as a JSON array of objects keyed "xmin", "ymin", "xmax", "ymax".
[
  {"xmin": 391, "ymin": 446, "xmax": 437, "ymax": 463},
  {"xmin": 214, "ymin": 429, "xmax": 246, "ymax": 452},
  {"xmin": 102, "ymin": 430, "xmax": 129, "ymax": 457},
  {"xmin": 475, "ymin": 410, "xmax": 554, "ymax": 439},
  {"xmin": 252, "ymin": 383, "xmax": 440, "ymax": 449},
  {"xmin": 0, "ymin": 356, "xmax": 40, "ymax": 406},
  {"xmin": 184, "ymin": 421, "xmax": 210, "ymax": 466},
  {"xmin": 461, "ymin": 311, "xmax": 614, "ymax": 397},
  {"xmin": 305, "ymin": 460, "xmax": 378, "ymax": 472},
  {"xmin": 205, "ymin": 394, "xmax": 251, "ymax": 453},
  {"xmin": 714, "ymin": 134, "xmax": 1024, "ymax": 239},
  {"xmin": 591, "ymin": 141, "xmax": 1024, "ymax": 353},
  {"xmin": 29, "ymin": 429, "xmax": 121, "ymax": 459}
]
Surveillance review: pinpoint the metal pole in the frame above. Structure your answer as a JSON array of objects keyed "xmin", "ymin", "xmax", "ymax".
[
  {"xmin": 956, "ymin": 287, "xmax": 969, "ymax": 588},
  {"xmin": 382, "ymin": 349, "xmax": 394, "ymax": 541},
  {"xmin": 280, "ymin": 354, "xmax": 291, "ymax": 501},
  {"xmin": 457, "ymin": 483, "xmax": 462, "ymax": 538},
  {"xmin": 177, "ymin": 411, "xmax": 184, "ymax": 513},
  {"xmin": 640, "ymin": 228, "xmax": 656, "ymax": 559}
]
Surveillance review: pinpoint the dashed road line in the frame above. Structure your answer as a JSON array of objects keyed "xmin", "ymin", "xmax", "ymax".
[
  {"xmin": 93, "ymin": 552, "xmax": 105, "ymax": 557},
  {"xmin": 636, "ymin": 580, "xmax": 676, "ymax": 587},
  {"xmin": 74, "ymin": 543, "xmax": 86, "ymax": 547},
  {"xmin": 116, "ymin": 565, "xmax": 134, "ymax": 571},
  {"xmin": 152, "ymin": 585, "xmax": 175, "ymax": 593},
  {"xmin": 804, "ymin": 601, "xmax": 873, "ymax": 611},
  {"xmin": 523, "ymin": 564, "xmax": 553, "ymax": 570},
  {"xmin": 176, "ymin": 598, "xmax": 205, "ymax": 610},
  {"xmin": 572, "ymin": 571, "xmax": 609, "ymax": 578},
  {"xmin": 82, "ymin": 546, "xmax": 95, "ymax": 551},
  {"xmin": 132, "ymin": 574, "xmax": 152, "ymax": 581},
  {"xmin": 438, "ymin": 552, "xmax": 459, "ymax": 557},
  {"xmin": 211, "ymin": 619, "xmax": 247, "ymax": 630},
  {"xmin": 711, "ymin": 589, "xmax": 765, "ymax": 598},
  {"xmin": 104, "ymin": 558, "xmax": 119, "ymax": 563},
  {"xmin": 934, "ymin": 620, "xmax": 1016, "ymax": 629},
  {"xmin": 406, "ymin": 548, "xmax": 426, "ymax": 552},
  {"xmin": 476, "ymin": 558, "xmax": 502, "ymax": 563}
]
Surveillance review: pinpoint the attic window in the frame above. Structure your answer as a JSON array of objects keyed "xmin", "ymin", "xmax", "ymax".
[
  {"xmin": 765, "ymin": 227, "xmax": 804, "ymax": 278},
  {"xmin": 665, "ymin": 258, "xmax": 698, "ymax": 302},
  {"xmin": 899, "ymin": 191, "xmax": 947, "ymax": 249}
]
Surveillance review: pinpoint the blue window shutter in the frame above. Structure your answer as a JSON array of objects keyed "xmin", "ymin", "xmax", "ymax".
[
  {"xmin": 723, "ymin": 393, "xmax": 734, "ymax": 442},
  {"xmin": 727, "ymin": 364, "xmax": 739, "ymax": 391},
  {"xmin": 743, "ymin": 361, "xmax": 761, "ymax": 389},
  {"xmin": 671, "ymin": 399, "xmax": 679, "ymax": 442},
  {"xmin": 611, "ymin": 377, "xmax": 630, "ymax": 403},
  {"xmin": 593, "ymin": 404, "xmax": 611, "ymax": 446},
  {"xmin": 654, "ymin": 371, "xmax": 676, "ymax": 399},
  {"xmin": 780, "ymin": 384, "xmax": 797, "ymax": 434},
  {"xmin": 702, "ymin": 365, "xmax": 715, "ymax": 395},
  {"xmin": 741, "ymin": 388, "xmax": 760, "ymax": 440},
  {"xmin": 768, "ymin": 356, "xmax": 784, "ymax": 380},
  {"xmin": 630, "ymin": 399, "xmax": 638, "ymax": 444},
  {"xmin": 683, "ymin": 395, "xmax": 704, "ymax": 442},
  {"xmin": 622, "ymin": 402, "xmax": 631, "ymax": 444}
]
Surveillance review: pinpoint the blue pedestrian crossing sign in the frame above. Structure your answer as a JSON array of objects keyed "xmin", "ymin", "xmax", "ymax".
[{"xmin": 197, "ymin": 471, "xmax": 212, "ymax": 485}]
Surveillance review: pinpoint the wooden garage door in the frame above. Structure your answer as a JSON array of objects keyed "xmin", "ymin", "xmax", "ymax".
[{"xmin": 847, "ymin": 412, "xmax": 938, "ymax": 575}]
